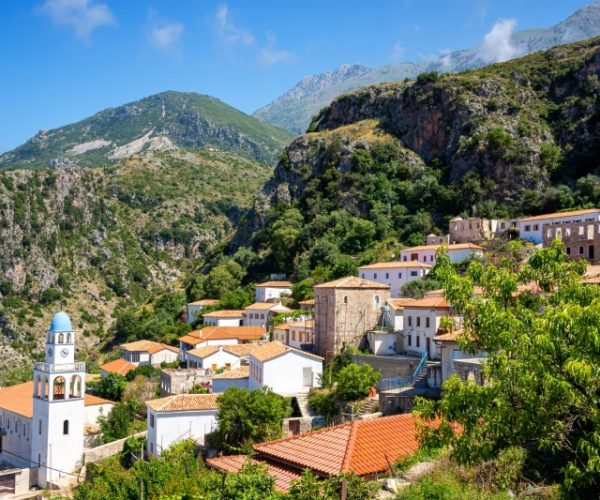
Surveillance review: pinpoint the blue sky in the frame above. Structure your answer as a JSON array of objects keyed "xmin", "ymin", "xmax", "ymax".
[{"xmin": 0, "ymin": 0, "xmax": 592, "ymax": 153}]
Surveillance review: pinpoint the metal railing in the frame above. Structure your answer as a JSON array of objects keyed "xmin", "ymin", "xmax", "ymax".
[
  {"xmin": 411, "ymin": 353, "xmax": 429, "ymax": 384},
  {"xmin": 34, "ymin": 362, "xmax": 86, "ymax": 373},
  {"xmin": 379, "ymin": 352, "xmax": 429, "ymax": 391}
]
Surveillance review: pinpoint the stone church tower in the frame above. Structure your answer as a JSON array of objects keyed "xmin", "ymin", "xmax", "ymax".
[{"xmin": 31, "ymin": 312, "xmax": 85, "ymax": 487}]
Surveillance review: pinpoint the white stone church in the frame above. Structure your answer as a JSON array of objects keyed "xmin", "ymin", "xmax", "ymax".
[{"xmin": 0, "ymin": 312, "xmax": 113, "ymax": 491}]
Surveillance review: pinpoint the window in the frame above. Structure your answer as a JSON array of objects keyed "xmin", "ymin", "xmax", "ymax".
[
  {"xmin": 567, "ymin": 247, "xmax": 571, "ymax": 255},
  {"xmin": 343, "ymin": 296, "xmax": 348, "ymax": 304},
  {"xmin": 525, "ymin": 225, "xmax": 531, "ymax": 231},
  {"xmin": 533, "ymin": 224, "xmax": 539, "ymax": 231},
  {"xmin": 408, "ymin": 316, "xmax": 412, "ymax": 327},
  {"xmin": 407, "ymin": 335, "xmax": 412, "ymax": 346},
  {"xmin": 423, "ymin": 256, "xmax": 426, "ymax": 262},
  {"xmin": 130, "ymin": 353, "xmax": 140, "ymax": 363},
  {"xmin": 385, "ymin": 273, "xmax": 389, "ymax": 279},
  {"xmin": 398, "ymin": 272, "xmax": 402, "ymax": 278},
  {"xmin": 430, "ymin": 255, "xmax": 434, "ymax": 262},
  {"xmin": 374, "ymin": 273, "xmax": 378, "ymax": 279},
  {"xmin": 426, "ymin": 317, "xmax": 430, "ymax": 328},
  {"xmin": 361, "ymin": 273, "xmax": 365, "ymax": 278},
  {"xmin": 416, "ymin": 336, "xmax": 420, "ymax": 348},
  {"xmin": 374, "ymin": 295, "xmax": 380, "ymax": 305},
  {"xmin": 416, "ymin": 317, "xmax": 421, "ymax": 327},
  {"xmin": 410, "ymin": 271, "xmax": 417, "ymax": 277},
  {"xmin": 292, "ymin": 331, "xmax": 296, "ymax": 341},
  {"xmin": 150, "ymin": 414, "xmax": 155, "ymax": 428},
  {"xmin": 39, "ymin": 419, "xmax": 42, "ymax": 435},
  {"xmin": 403, "ymin": 256, "xmax": 407, "ymax": 261},
  {"xmin": 580, "ymin": 246, "xmax": 584, "ymax": 255},
  {"xmin": 63, "ymin": 420, "xmax": 69, "ymax": 435}
]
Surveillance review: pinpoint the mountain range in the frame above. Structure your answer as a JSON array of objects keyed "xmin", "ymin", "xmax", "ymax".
[
  {"xmin": 253, "ymin": 1, "xmax": 600, "ymax": 134},
  {"xmin": 0, "ymin": 91, "xmax": 292, "ymax": 169}
]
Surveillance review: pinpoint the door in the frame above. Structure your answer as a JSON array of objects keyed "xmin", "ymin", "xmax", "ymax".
[
  {"xmin": 589, "ymin": 245, "xmax": 595, "ymax": 261},
  {"xmin": 289, "ymin": 419, "xmax": 301, "ymax": 435},
  {"xmin": 426, "ymin": 337, "xmax": 431, "ymax": 359},
  {"xmin": 303, "ymin": 367, "xmax": 313, "ymax": 387}
]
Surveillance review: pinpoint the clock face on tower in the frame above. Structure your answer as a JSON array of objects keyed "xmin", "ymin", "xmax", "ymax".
[{"xmin": 60, "ymin": 348, "xmax": 69, "ymax": 358}]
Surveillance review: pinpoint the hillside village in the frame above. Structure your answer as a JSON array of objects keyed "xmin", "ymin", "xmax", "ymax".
[{"xmin": 0, "ymin": 206, "xmax": 597, "ymax": 497}]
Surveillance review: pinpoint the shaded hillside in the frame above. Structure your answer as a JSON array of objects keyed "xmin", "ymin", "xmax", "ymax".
[
  {"xmin": 0, "ymin": 149, "xmax": 271, "ymax": 369},
  {"xmin": 0, "ymin": 91, "xmax": 293, "ymax": 168},
  {"xmin": 253, "ymin": 1, "xmax": 600, "ymax": 133},
  {"xmin": 238, "ymin": 36, "xmax": 600, "ymax": 281}
]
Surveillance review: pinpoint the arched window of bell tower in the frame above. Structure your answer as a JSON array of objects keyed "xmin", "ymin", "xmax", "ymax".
[
  {"xmin": 70, "ymin": 375, "xmax": 82, "ymax": 398},
  {"xmin": 53, "ymin": 376, "xmax": 66, "ymax": 400},
  {"xmin": 57, "ymin": 333, "xmax": 64, "ymax": 344},
  {"xmin": 66, "ymin": 333, "xmax": 72, "ymax": 343}
]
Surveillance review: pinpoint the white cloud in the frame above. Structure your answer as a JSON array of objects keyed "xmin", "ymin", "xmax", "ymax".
[
  {"xmin": 214, "ymin": 4, "xmax": 254, "ymax": 45},
  {"xmin": 389, "ymin": 42, "xmax": 406, "ymax": 62},
  {"xmin": 439, "ymin": 48, "xmax": 453, "ymax": 69},
  {"xmin": 38, "ymin": 0, "xmax": 115, "ymax": 41},
  {"xmin": 147, "ymin": 10, "xmax": 183, "ymax": 52},
  {"xmin": 259, "ymin": 33, "xmax": 292, "ymax": 66},
  {"xmin": 477, "ymin": 19, "xmax": 519, "ymax": 63}
]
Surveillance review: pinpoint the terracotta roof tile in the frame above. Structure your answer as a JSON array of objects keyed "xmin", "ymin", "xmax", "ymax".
[
  {"xmin": 120, "ymin": 340, "xmax": 177, "ymax": 355},
  {"xmin": 359, "ymin": 261, "xmax": 432, "ymax": 270},
  {"xmin": 434, "ymin": 331, "xmax": 462, "ymax": 343},
  {"xmin": 298, "ymin": 299, "xmax": 315, "ymax": 305},
  {"xmin": 207, "ymin": 455, "xmax": 301, "ymax": 492},
  {"xmin": 211, "ymin": 366, "xmax": 250, "ymax": 380},
  {"xmin": 146, "ymin": 393, "xmax": 219, "ymax": 412},
  {"xmin": 245, "ymin": 302, "xmax": 279, "ymax": 310},
  {"xmin": 250, "ymin": 341, "xmax": 323, "ymax": 363},
  {"xmin": 179, "ymin": 326, "xmax": 267, "ymax": 345},
  {"xmin": 404, "ymin": 297, "xmax": 451, "ymax": 309},
  {"xmin": 287, "ymin": 320, "xmax": 314, "ymax": 329},
  {"xmin": 519, "ymin": 208, "xmax": 600, "ymax": 222},
  {"xmin": 202, "ymin": 310, "xmax": 245, "ymax": 318},
  {"xmin": 253, "ymin": 414, "xmax": 429, "ymax": 477},
  {"xmin": 314, "ymin": 276, "xmax": 390, "ymax": 290},
  {"xmin": 188, "ymin": 299, "xmax": 219, "ymax": 306},
  {"xmin": 85, "ymin": 394, "xmax": 115, "ymax": 406},
  {"xmin": 255, "ymin": 281, "xmax": 293, "ymax": 287},
  {"xmin": 99, "ymin": 358, "xmax": 136, "ymax": 376},
  {"xmin": 186, "ymin": 345, "xmax": 220, "ymax": 359},
  {"xmin": 387, "ymin": 298, "xmax": 416, "ymax": 310}
]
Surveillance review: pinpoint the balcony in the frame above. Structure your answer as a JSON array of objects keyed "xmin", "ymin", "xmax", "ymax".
[{"xmin": 33, "ymin": 362, "xmax": 86, "ymax": 373}]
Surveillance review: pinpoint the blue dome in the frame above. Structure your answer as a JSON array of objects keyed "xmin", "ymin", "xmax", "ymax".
[{"xmin": 49, "ymin": 311, "xmax": 73, "ymax": 332}]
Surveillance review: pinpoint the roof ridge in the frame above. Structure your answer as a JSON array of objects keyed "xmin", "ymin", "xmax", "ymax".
[
  {"xmin": 253, "ymin": 420, "xmax": 353, "ymax": 451},
  {"xmin": 340, "ymin": 419, "xmax": 361, "ymax": 473}
]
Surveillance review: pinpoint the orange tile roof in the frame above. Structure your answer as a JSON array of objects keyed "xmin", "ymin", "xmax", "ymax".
[
  {"xmin": 313, "ymin": 276, "xmax": 390, "ymax": 290},
  {"xmin": 187, "ymin": 345, "xmax": 220, "ymax": 359},
  {"xmin": 387, "ymin": 298, "xmax": 416, "ymax": 310},
  {"xmin": 253, "ymin": 413, "xmax": 427, "ymax": 477},
  {"xmin": 0, "ymin": 381, "xmax": 115, "ymax": 418},
  {"xmin": 146, "ymin": 393, "xmax": 219, "ymax": 412},
  {"xmin": 207, "ymin": 455, "xmax": 301, "ymax": 492},
  {"xmin": 401, "ymin": 243, "xmax": 484, "ymax": 252},
  {"xmin": 255, "ymin": 281, "xmax": 293, "ymax": 288},
  {"xmin": 273, "ymin": 324, "xmax": 291, "ymax": 331},
  {"xmin": 223, "ymin": 344, "xmax": 261, "ymax": 356},
  {"xmin": 287, "ymin": 320, "xmax": 314, "ymax": 329},
  {"xmin": 404, "ymin": 297, "xmax": 451, "ymax": 309},
  {"xmin": 202, "ymin": 310, "xmax": 245, "ymax": 318},
  {"xmin": 211, "ymin": 366, "xmax": 250, "ymax": 380},
  {"xmin": 359, "ymin": 261, "xmax": 432, "ymax": 270},
  {"xmin": 180, "ymin": 326, "xmax": 267, "ymax": 345},
  {"xmin": 434, "ymin": 331, "xmax": 462, "ymax": 343},
  {"xmin": 188, "ymin": 299, "xmax": 220, "ymax": 306},
  {"xmin": 298, "ymin": 299, "xmax": 315, "ymax": 305},
  {"xmin": 519, "ymin": 208, "xmax": 600, "ymax": 222},
  {"xmin": 99, "ymin": 358, "xmax": 136, "ymax": 376},
  {"xmin": 250, "ymin": 341, "xmax": 323, "ymax": 363},
  {"xmin": 245, "ymin": 302, "xmax": 279, "ymax": 310},
  {"xmin": 120, "ymin": 340, "xmax": 177, "ymax": 355}
]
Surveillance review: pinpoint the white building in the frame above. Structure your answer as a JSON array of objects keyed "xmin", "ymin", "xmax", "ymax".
[
  {"xmin": 367, "ymin": 331, "xmax": 397, "ymax": 355},
  {"xmin": 146, "ymin": 394, "xmax": 219, "ymax": 456},
  {"xmin": 386, "ymin": 298, "xmax": 416, "ymax": 332},
  {"xmin": 120, "ymin": 340, "xmax": 180, "ymax": 366},
  {"xmin": 185, "ymin": 344, "xmax": 258, "ymax": 371},
  {"xmin": 518, "ymin": 208, "xmax": 600, "ymax": 244},
  {"xmin": 287, "ymin": 320, "xmax": 314, "ymax": 350},
  {"xmin": 211, "ymin": 367, "xmax": 250, "ymax": 393},
  {"xmin": 202, "ymin": 310, "xmax": 245, "ymax": 327},
  {"xmin": 178, "ymin": 326, "xmax": 267, "ymax": 360},
  {"xmin": 244, "ymin": 302, "xmax": 293, "ymax": 328},
  {"xmin": 0, "ymin": 312, "xmax": 114, "ymax": 489},
  {"xmin": 358, "ymin": 261, "xmax": 431, "ymax": 297},
  {"xmin": 400, "ymin": 243, "xmax": 484, "ymax": 266},
  {"xmin": 254, "ymin": 281, "xmax": 293, "ymax": 302},
  {"xmin": 248, "ymin": 341, "xmax": 323, "ymax": 396},
  {"xmin": 402, "ymin": 297, "xmax": 460, "ymax": 360},
  {"xmin": 186, "ymin": 299, "xmax": 219, "ymax": 324},
  {"xmin": 434, "ymin": 331, "xmax": 486, "ymax": 385}
]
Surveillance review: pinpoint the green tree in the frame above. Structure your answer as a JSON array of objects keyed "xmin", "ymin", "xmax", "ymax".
[
  {"xmin": 215, "ymin": 387, "xmax": 292, "ymax": 453},
  {"xmin": 222, "ymin": 461, "xmax": 278, "ymax": 500},
  {"xmin": 91, "ymin": 373, "xmax": 127, "ymax": 401},
  {"xmin": 99, "ymin": 402, "xmax": 133, "ymax": 442},
  {"xmin": 335, "ymin": 363, "xmax": 380, "ymax": 401},
  {"xmin": 415, "ymin": 242, "xmax": 598, "ymax": 496}
]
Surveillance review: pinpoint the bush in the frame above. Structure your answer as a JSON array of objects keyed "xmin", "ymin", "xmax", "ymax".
[
  {"xmin": 335, "ymin": 363, "xmax": 380, "ymax": 401},
  {"xmin": 307, "ymin": 389, "xmax": 340, "ymax": 422},
  {"xmin": 416, "ymin": 71, "xmax": 440, "ymax": 85}
]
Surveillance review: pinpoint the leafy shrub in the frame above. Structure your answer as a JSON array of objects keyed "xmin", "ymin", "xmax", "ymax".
[{"xmin": 335, "ymin": 363, "xmax": 380, "ymax": 401}]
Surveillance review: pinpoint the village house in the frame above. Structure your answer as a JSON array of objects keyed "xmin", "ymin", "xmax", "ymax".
[
  {"xmin": 207, "ymin": 413, "xmax": 432, "ymax": 493},
  {"xmin": 202, "ymin": 310, "xmax": 245, "ymax": 327},
  {"xmin": 402, "ymin": 297, "xmax": 461, "ymax": 360},
  {"xmin": 211, "ymin": 367, "xmax": 250, "ymax": 393},
  {"xmin": 255, "ymin": 281, "xmax": 293, "ymax": 302},
  {"xmin": 146, "ymin": 394, "xmax": 219, "ymax": 457},
  {"xmin": 0, "ymin": 312, "xmax": 115, "ymax": 491},
  {"xmin": 313, "ymin": 277, "xmax": 390, "ymax": 362},
  {"xmin": 386, "ymin": 298, "xmax": 416, "ymax": 332},
  {"xmin": 448, "ymin": 216, "xmax": 517, "ymax": 243},
  {"xmin": 178, "ymin": 326, "xmax": 267, "ymax": 360},
  {"xmin": 298, "ymin": 298, "xmax": 315, "ymax": 312},
  {"xmin": 185, "ymin": 344, "xmax": 259, "ymax": 372},
  {"xmin": 272, "ymin": 323, "xmax": 290, "ymax": 344},
  {"xmin": 99, "ymin": 358, "xmax": 136, "ymax": 378},
  {"xmin": 243, "ymin": 302, "xmax": 293, "ymax": 328},
  {"xmin": 426, "ymin": 233, "xmax": 450, "ymax": 245},
  {"xmin": 186, "ymin": 299, "xmax": 219, "ymax": 324},
  {"xmin": 286, "ymin": 319, "xmax": 314, "ymax": 350},
  {"xmin": 518, "ymin": 208, "xmax": 600, "ymax": 244},
  {"xmin": 358, "ymin": 261, "xmax": 431, "ymax": 297},
  {"xmin": 120, "ymin": 340, "xmax": 180, "ymax": 367},
  {"xmin": 434, "ymin": 331, "xmax": 486, "ymax": 385},
  {"xmin": 400, "ymin": 242, "xmax": 484, "ymax": 266},
  {"xmin": 248, "ymin": 341, "xmax": 323, "ymax": 396},
  {"xmin": 542, "ymin": 218, "xmax": 600, "ymax": 263}
]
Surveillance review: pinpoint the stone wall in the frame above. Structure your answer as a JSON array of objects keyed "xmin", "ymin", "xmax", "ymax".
[
  {"xmin": 160, "ymin": 369, "xmax": 211, "ymax": 396},
  {"xmin": 83, "ymin": 431, "xmax": 147, "ymax": 464}
]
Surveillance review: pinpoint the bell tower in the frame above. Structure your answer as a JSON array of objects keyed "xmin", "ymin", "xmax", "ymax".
[{"xmin": 31, "ymin": 311, "xmax": 85, "ymax": 488}]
